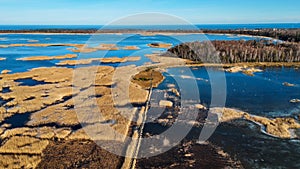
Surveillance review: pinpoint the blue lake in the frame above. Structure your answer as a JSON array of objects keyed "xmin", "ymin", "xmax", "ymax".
[
  {"xmin": 0, "ymin": 33, "xmax": 299, "ymax": 117},
  {"xmin": 0, "ymin": 33, "xmax": 271, "ymax": 73},
  {"xmin": 0, "ymin": 30, "xmax": 300, "ymax": 168},
  {"xmin": 162, "ymin": 67, "xmax": 300, "ymax": 117}
]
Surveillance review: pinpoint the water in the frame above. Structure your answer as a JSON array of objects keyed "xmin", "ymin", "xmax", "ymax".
[
  {"xmin": 0, "ymin": 33, "xmax": 267, "ymax": 73},
  {"xmin": 0, "ymin": 23, "xmax": 299, "ymax": 30},
  {"xmin": 1, "ymin": 33, "xmax": 299, "ymax": 116},
  {"xmin": 154, "ymin": 65, "xmax": 300, "ymax": 168},
  {"xmin": 15, "ymin": 78, "xmax": 48, "ymax": 86},
  {"xmin": 0, "ymin": 30, "xmax": 300, "ymax": 167},
  {"xmin": 210, "ymin": 122, "xmax": 300, "ymax": 168},
  {"xmin": 162, "ymin": 67, "xmax": 300, "ymax": 117}
]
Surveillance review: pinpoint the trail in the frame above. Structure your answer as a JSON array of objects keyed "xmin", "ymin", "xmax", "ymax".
[{"xmin": 121, "ymin": 70, "xmax": 154, "ymax": 169}]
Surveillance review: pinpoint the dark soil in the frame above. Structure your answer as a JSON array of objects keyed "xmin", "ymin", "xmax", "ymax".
[
  {"xmin": 37, "ymin": 140, "xmax": 124, "ymax": 169},
  {"xmin": 136, "ymin": 140, "xmax": 243, "ymax": 169}
]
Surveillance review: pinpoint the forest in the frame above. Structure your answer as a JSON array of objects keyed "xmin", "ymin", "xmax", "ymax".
[
  {"xmin": 202, "ymin": 29, "xmax": 300, "ymax": 42},
  {"xmin": 166, "ymin": 40, "xmax": 300, "ymax": 63}
]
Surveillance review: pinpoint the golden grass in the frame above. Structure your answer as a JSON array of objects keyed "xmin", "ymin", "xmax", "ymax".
[
  {"xmin": 56, "ymin": 56, "xmax": 140, "ymax": 66},
  {"xmin": 245, "ymin": 114, "xmax": 300, "ymax": 139},
  {"xmin": 68, "ymin": 44, "xmax": 120, "ymax": 53},
  {"xmin": 0, "ymin": 66, "xmax": 141, "ymax": 141},
  {"xmin": 9, "ymin": 43, "xmax": 84, "ymax": 48},
  {"xmin": 1, "ymin": 127, "xmax": 37, "ymax": 138},
  {"xmin": 67, "ymin": 128, "xmax": 91, "ymax": 140},
  {"xmin": 0, "ymin": 136, "xmax": 49, "ymax": 154},
  {"xmin": 54, "ymin": 128, "xmax": 72, "ymax": 139},
  {"xmin": 129, "ymin": 83, "xmax": 149, "ymax": 104},
  {"xmin": 123, "ymin": 46, "xmax": 140, "ymax": 50},
  {"xmin": 17, "ymin": 54, "xmax": 77, "ymax": 61},
  {"xmin": 1, "ymin": 70, "xmax": 11, "ymax": 74},
  {"xmin": 0, "ymin": 108, "xmax": 13, "ymax": 122},
  {"xmin": 0, "ymin": 84, "xmax": 76, "ymax": 114},
  {"xmin": 211, "ymin": 108, "xmax": 300, "ymax": 139},
  {"xmin": 69, "ymin": 47, "xmax": 98, "ymax": 53},
  {"xmin": 224, "ymin": 66, "xmax": 263, "ymax": 76},
  {"xmin": 1, "ymin": 127, "xmax": 72, "ymax": 140},
  {"xmin": 131, "ymin": 69, "xmax": 165, "ymax": 89},
  {"xmin": 0, "ymin": 64, "xmax": 160, "ymax": 161},
  {"xmin": 27, "ymin": 104, "xmax": 79, "ymax": 126},
  {"xmin": 0, "ymin": 154, "xmax": 41, "ymax": 169},
  {"xmin": 147, "ymin": 43, "xmax": 173, "ymax": 48}
]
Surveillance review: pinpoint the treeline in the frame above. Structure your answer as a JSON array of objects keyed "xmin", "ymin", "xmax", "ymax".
[
  {"xmin": 202, "ymin": 29, "xmax": 300, "ymax": 42},
  {"xmin": 0, "ymin": 29, "xmax": 149, "ymax": 34},
  {"xmin": 166, "ymin": 40, "xmax": 300, "ymax": 63},
  {"xmin": 0, "ymin": 29, "xmax": 97, "ymax": 34},
  {"xmin": 1, "ymin": 28, "xmax": 299, "ymax": 42}
]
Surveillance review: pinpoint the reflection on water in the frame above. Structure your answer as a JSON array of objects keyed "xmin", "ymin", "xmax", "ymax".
[
  {"xmin": 0, "ymin": 33, "xmax": 268, "ymax": 73},
  {"xmin": 163, "ymin": 67, "xmax": 300, "ymax": 117},
  {"xmin": 15, "ymin": 78, "xmax": 48, "ymax": 86},
  {"xmin": 158, "ymin": 69, "xmax": 300, "ymax": 168},
  {"xmin": 211, "ymin": 121, "xmax": 300, "ymax": 168}
]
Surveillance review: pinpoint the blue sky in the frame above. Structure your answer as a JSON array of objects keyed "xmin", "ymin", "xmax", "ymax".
[{"xmin": 0, "ymin": 0, "xmax": 299, "ymax": 25}]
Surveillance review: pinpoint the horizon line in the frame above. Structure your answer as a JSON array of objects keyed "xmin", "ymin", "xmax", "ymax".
[{"xmin": 0, "ymin": 22, "xmax": 299, "ymax": 26}]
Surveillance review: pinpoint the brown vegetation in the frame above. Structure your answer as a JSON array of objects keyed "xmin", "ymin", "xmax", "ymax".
[
  {"xmin": 17, "ymin": 54, "xmax": 77, "ymax": 61},
  {"xmin": 132, "ymin": 68, "xmax": 165, "ymax": 89},
  {"xmin": 56, "ymin": 56, "xmax": 140, "ymax": 65},
  {"xmin": 211, "ymin": 108, "xmax": 300, "ymax": 139},
  {"xmin": 136, "ymin": 140, "xmax": 242, "ymax": 169},
  {"xmin": 68, "ymin": 44, "xmax": 139, "ymax": 53},
  {"xmin": 0, "ymin": 154, "xmax": 41, "ymax": 168},
  {"xmin": 9, "ymin": 43, "xmax": 84, "ymax": 48},
  {"xmin": 0, "ymin": 64, "xmax": 159, "ymax": 168},
  {"xmin": 1, "ymin": 70, "xmax": 10, "ymax": 74},
  {"xmin": 148, "ymin": 43, "xmax": 173, "ymax": 48},
  {"xmin": 123, "ymin": 46, "xmax": 140, "ymax": 50},
  {"xmin": 37, "ymin": 140, "xmax": 124, "ymax": 169},
  {"xmin": 0, "ymin": 136, "xmax": 49, "ymax": 154}
]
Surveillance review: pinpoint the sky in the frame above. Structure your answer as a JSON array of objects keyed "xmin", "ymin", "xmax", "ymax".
[{"xmin": 0, "ymin": 0, "xmax": 299, "ymax": 25}]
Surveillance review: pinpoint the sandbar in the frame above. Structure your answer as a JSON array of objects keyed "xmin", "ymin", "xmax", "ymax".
[
  {"xmin": 17, "ymin": 54, "xmax": 77, "ymax": 61},
  {"xmin": 56, "ymin": 56, "xmax": 140, "ymax": 66},
  {"xmin": 211, "ymin": 108, "xmax": 300, "ymax": 139},
  {"xmin": 147, "ymin": 43, "xmax": 173, "ymax": 48}
]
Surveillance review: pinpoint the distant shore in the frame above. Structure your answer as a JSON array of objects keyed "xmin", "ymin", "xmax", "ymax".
[
  {"xmin": 0, "ymin": 32, "xmax": 277, "ymax": 41},
  {"xmin": 0, "ymin": 28, "xmax": 299, "ymax": 42},
  {"xmin": 187, "ymin": 62, "xmax": 300, "ymax": 68}
]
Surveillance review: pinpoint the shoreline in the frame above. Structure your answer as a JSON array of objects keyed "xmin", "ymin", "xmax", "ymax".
[
  {"xmin": 0, "ymin": 27, "xmax": 299, "ymax": 42},
  {"xmin": 144, "ymin": 54, "xmax": 300, "ymax": 69},
  {"xmin": 185, "ymin": 62, "xmax": 300, "ymax": 68},
  {"xmin": 210, "ymin": 107, "xmax": 300, "ymax": 139},
  {"xmin": 0, "ymin": 32, "xmax": 280, "ymax": 41}
]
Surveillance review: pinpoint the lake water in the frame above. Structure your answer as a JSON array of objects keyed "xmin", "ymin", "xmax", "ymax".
[
  {"xmin": 1, "ymin": 33, "xmax": 299, "ymax": 116},
  {"xmin": 0, "ymin": 23, "xmax": 299, "ymax": 30},
  {"xmin": 162, "ymin": 66, "xmax": 300, "ymax": 117},
  {"xmin": 1, "ymin": 30, "xmax": 300, "ymax": 168},
  {"xmin": 0, "ymin": 33, "xmax": 272, "ymax": 73}
]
